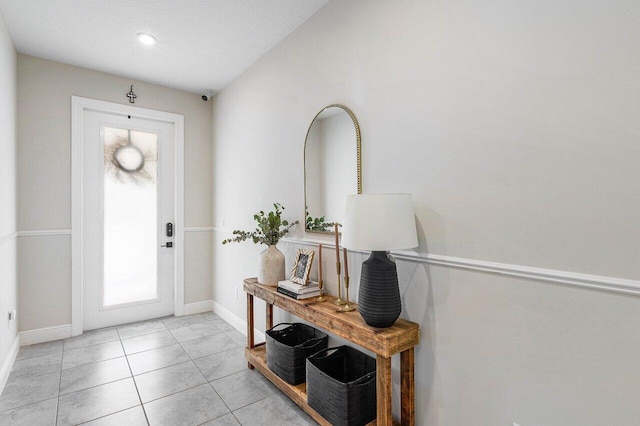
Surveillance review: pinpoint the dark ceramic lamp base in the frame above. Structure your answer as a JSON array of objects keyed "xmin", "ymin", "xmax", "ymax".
[{"xmin": 358, "ymin": 251, "xmax": 401, "ymax": 328}]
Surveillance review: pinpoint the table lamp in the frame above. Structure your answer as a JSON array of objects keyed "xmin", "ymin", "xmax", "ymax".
[{"xmin": 342, "ymin": 193, "xmax": 418, "ymax": 328}]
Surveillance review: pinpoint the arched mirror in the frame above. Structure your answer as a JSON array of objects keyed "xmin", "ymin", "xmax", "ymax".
[{"xmin": 304, "ymin": 104, "xmax": 361, "ymax": 234}]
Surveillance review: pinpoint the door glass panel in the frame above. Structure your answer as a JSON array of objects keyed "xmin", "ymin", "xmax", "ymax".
[{"xmin": 103, "ymin": 127, "xmax": 158, "ymax": 306}]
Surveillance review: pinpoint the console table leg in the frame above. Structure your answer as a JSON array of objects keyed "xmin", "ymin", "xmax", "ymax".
[
  {"xmin": 246, "ymin": 293, "xmax": 255, "ymax": 370},
  {"xmin": 266, "ymin": 303, "xmax": 273, "ymax": 331},
  {"xmin": 401, "ymin": 348, "xmax": 415, "ymax": 425},
  {"xmin": 377, "ymin": 355, "xmax": 393, "ymax": 425}
]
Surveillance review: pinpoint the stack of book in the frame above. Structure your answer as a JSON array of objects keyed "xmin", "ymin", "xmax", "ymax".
[{"xmin": 277, "ymin": 280, "xmax": 320, "ymax": 299}]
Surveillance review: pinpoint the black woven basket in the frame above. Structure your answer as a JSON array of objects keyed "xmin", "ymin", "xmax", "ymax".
[
  {"xmin": 266, "ymin": 323, "xmax": 328, "ymax": 385},
  {"xmin": 306, "ymin": 346, "xmax": 377, "ymax": 426}
]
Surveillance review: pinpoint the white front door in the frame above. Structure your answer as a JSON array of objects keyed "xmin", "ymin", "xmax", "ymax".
[{"xmin": 81, "ymin": 109, "xmax": 176, "ymax": 330}]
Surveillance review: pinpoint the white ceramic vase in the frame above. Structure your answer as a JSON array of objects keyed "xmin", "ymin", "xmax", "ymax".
[{"xmin": 258, "ymin": 245, "xmax": 285, "ymax": 285}]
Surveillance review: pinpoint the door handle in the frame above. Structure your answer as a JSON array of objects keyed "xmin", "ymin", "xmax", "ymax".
[{"xmin": 161, "ymin": 242, "xmax": 173, "ymax": 248}]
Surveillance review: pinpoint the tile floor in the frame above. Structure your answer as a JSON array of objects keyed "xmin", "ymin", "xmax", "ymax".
[{"xmin": 0, "ymin": 312, "xmax": 316, "ymax": 426}]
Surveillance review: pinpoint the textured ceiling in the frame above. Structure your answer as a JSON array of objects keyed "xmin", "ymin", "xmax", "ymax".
[{"xmin": 0, "ymin": 0, "xmax": 329, "ymax": 94}]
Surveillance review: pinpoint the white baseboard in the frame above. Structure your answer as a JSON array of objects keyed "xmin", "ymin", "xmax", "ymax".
[
  {"xmin": 183, "ymin": 300, "xmax": 214, "ymax": 316},
  {"xmin": 212, "ymin": 301, "xmax": 265, "ymax": 342},
  {"xmin": 0, "ymin": 334, "xmax": 20, "ymax": 395},
  {"xmin": 20, "ymin": 324, "xmax": 73, "ymax": 346}
]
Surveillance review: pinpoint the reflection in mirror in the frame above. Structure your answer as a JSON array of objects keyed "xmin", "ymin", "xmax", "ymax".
[{"xmin": 304, "ymin": 105, "xmax": 361, "ymax": 234}]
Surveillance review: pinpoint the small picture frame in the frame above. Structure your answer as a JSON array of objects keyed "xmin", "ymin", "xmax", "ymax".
[{"xmin": 290, "ymin": 249, "xmax": 315, "ymax": 285}]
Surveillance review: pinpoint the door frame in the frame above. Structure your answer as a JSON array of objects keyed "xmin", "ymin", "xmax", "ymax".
[{"xmin": 71, "ymin": 96, "xmax": 185, "ymax": 336}]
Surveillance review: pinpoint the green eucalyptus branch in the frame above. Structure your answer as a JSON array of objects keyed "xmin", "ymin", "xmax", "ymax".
[
  {"xmin": 305, "ymin": 208, "xmax": 341, "ymax": 232},
  {"xmin": 222, "ymin": 203, "xmax": 299, "ymax": 246}
]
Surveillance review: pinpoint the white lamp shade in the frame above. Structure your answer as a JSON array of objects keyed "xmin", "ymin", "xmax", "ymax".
[{"xmin": 342, "ymin": 193, "xmax": 418, "ymax": 251}]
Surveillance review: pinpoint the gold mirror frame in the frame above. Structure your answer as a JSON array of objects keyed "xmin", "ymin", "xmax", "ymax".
[{"xmin": 303, "ymin": 104, "xmax": 362, "ymax": 234}]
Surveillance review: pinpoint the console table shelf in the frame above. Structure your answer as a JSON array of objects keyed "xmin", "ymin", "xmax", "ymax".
[{"xmin": 243, "ymin": 277, "xmax": 419, "ymax": 426}]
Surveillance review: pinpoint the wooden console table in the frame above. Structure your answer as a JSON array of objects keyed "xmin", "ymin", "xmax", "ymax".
[{"xmin": 243, "ymin": 277, "xmax": 419, "ymax": 426}]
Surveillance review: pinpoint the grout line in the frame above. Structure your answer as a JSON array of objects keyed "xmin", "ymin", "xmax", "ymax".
[
  {"xmin": 119, "ymin": 336, "xmax": 151, "ymax": 426},
  {"xmin": 54, "ymin": 399, "xmax": 60, "ymax": 426},
  {"xmin": 59, "ymin": 352, "xmax": 130, "ymax": 383},
  {"xmin": 63, "ymin": 337, "xmax": 121, "ymax": 353},
  {"xmin": 193, "ymin": 345, "xmax": 245, "ymax": 382},
  {"xmin": 134, "ymin": 360, "xmax": 204, "ymax": 405},
  {"xmin": 0, "ymin": 380, "xmax": 62, "ymax": 416},
  {"xmin": 208, "ymin": 380, "xmax": 233, "ymax": 420},
  {"xmin": 56, "ymin": 377, "xmax": 145, "ymax": 423},
  {"xmin": 13, "ymin": 342, "xmax": 64, "ymax": 362},
  {"xmin": 55, "ymin": 350, "xmax": 63, "ymax": 426},
  {"xmin": 74, "ymin": 406, "xmax": 143, "ymax": 425},
  {"xmin": 3, "ymin": 358, "xmax": 64, "ymax": 387},
  {"xmin": 231, "ymin": 412, "xmax": 244, "ymax": 426},
  {"xmin": 226, "ymin": 392, "xmax": 276, "ymax": 413},
  {"xmin": 126, "ymin": 344, "xmax": 187, "ymax": 377}
]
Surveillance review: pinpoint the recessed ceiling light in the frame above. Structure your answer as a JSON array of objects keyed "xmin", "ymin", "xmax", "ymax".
[{"xmin": 137, "ymin": 33, "xmax": 157, "ymax": 46}]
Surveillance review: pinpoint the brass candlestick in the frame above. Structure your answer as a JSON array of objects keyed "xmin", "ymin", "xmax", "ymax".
[
  {"xmin": 316, "ymin": 279, "xmax": 327, "ymax": 302},
  {"xmin": 333, "ymin": 262, "xmax": 345, "ymax": 306},
  {"xmin": 338, "ymin": 276, "xmax": 355, "ymax": 312}
]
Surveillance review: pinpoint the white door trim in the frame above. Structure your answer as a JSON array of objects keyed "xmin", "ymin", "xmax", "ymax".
[{"xmin": 71, "ymin": 96, "xmax": 185, "ymax": 336}]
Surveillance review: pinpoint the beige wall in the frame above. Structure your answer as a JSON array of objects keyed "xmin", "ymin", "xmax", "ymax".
[
  {"xmin": 0, "ymin": 14, "xmax": 18, "ymax": 385},
  {"xmin": 211, "ymin": 0, "xmax": 640, "ymax": 424},
  {"xmin": 17, "ymin": 55, "xmax": 213, "ymax": 331}
]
